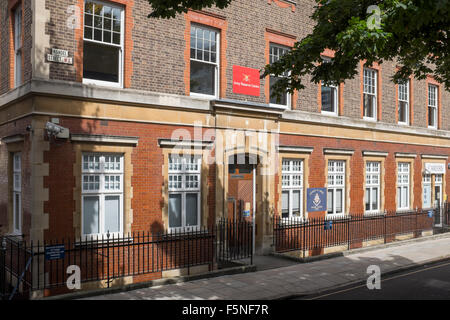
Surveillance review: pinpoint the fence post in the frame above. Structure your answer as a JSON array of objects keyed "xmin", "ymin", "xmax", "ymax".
[
  {"xmin": 347, "ymin": 216, "xmax": 350, "ymax": 250},
  {"xmin": 1, "ymin": 238, "xmax": 6, "ymax": 300},
  {"xmin": 384, "ymin": 211, "xmax": 387, "ymax": 244},
  {"xmin": 106, "ymin": 231, "xmax": 110, "ymax": 289}
]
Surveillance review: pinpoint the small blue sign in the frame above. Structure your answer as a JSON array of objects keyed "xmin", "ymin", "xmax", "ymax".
[
  {"xmin": 428, "ymin": 210, "xmax": 434, "ymax": 218},
  {"xmin": 324, "ymin": 221, "xmax": 333, "ymax": 230},
  {"xmin": 243, "ymin": 210, "xmax": 250, "ymax": 218},
  {"xmin": 307, "ymin": 188, "xmax": 327, "ymax": 212},
  {"xmin": 45, "ymin": 244, "xmax": 65, "ymax": 261}
]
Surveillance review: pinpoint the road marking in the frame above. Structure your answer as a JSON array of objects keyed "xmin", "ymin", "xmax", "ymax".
[{"xmin": 307, "ymin": 260, "xmax": 450, "ymax": 300}]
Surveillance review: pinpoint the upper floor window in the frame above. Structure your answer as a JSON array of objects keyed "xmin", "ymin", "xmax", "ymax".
[
  {"xmin": 168, "ymin": 155, "xmax": 201, "ymax": 232},
  {"xmin": 190, "ymin": 24, "xmax": 219, "ymax": 98},
  {"xmin": 398, "ymin": 80, "xmax": 409, "ymax": 125},
  {"xmin": 363, "ymin": 68, "xmax": 377, "ymax": 120},
  {"xmin": 269, "ymin": 43, "xmax": 290, "ymax": 108},
  {"xmin": 327, "ymin": 160, "xmax": 345, "ymax": 215},
  {"xmin": 321, "ymin": 58, "xmax": 338, "ymax": 115},
  {"xmin": 13, "ymin": 5, "xmax": 22, "ymax": 88},
  {"xmin": 281, "ymin": 159, "xmax": 303, "ymax": 219},
  {"xmin": 83, "ymin": 1, "xmax": 124, "ymax": 87},
  {"xmin": 82, "ymin": 153, "xmax": 124, "ymax": 236},
  {"xmin": 365, "ymin": 162, "xmax": 380, "ymax": 213},
  {"xmin": 428, "ymin": 84, "xmax": 438, "ymax": 129}
]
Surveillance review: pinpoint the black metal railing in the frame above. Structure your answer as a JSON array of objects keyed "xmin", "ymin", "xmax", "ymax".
[
  {"xmin": 216, "ymin": 218, "xmax": 253, "ymax": 265},
  {"xmin": 0, "ymin": 219, "xmax": 253, "ymax": 298},
  {"xmin": 273, "ymin": 208, "xmax": 436, "ymax": 254}
]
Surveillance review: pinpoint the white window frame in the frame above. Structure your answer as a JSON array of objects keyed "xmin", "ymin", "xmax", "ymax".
[
  {"xmin": 428, "ymin": 84, "xmax": 438, "ymax": 129},
  {"xmin": 269, "ymin": 43, "xmax": 291, "ymax": 109},
  {"xmin": 435, "ymin": 174, "xmax": 443, "ymax": 205},
  {"xmin": 14, "ymin": 5, "xmax": 22, "ymax": 88},
  {"xmin": 82, "ymin": 0, "xmax": 124, "ymax": 88},
  {"xmin": 189, "ymin": 24, "xmax": 220, "ymax": 100},
  {"xmin": 363, "ymin": 68, "xmax": 377, "ymax": 121},
  {"xmin": 12, "ymin": 153, "xmax": 22, "ymax": 234},
  {"xmin": 422, "ymin": 174, "xmax": 432, "ymax": 209},
  {"xmin": 398, "ymin": 80, "xmax": 409, "ymax": 125},
  {"xmin": 168, "ymin": 155, "xmax": 202, "ymax": 232},
  {"xmin": 281, "ymin": 159, "xmax": 304, "ymax": 220},
  {"xmin": 397, "ymin": 162, "xmax": 410, "ymax": 210},
  {"xmin": 320, "ymin": 57, "xmax": 339, "ymax": 116},
  {"xmin": 81, "ymin": 153, "xmax": 124, "ymax": 237},
  {"xmin": 327, "ymin": 160, "xmax": 346, "ymax": 216},
  {"xmin": 365, "ymin": 161, "xmax": 381, "ymax": 214}
]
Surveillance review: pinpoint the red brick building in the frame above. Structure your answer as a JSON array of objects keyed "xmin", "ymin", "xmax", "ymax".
[{"xmin": 0, "ymin": 0, "xmax": 449, "ymax": 294}]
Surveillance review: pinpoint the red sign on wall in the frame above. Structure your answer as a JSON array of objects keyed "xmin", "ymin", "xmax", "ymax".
[{"xmin": 233, "ymin": 65, "xmax": 261, "ymax": 96}]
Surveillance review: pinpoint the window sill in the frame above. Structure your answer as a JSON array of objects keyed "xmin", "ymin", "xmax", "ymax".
[
  {"xmin": 321, "ymin": 111, "xmax": 339, "ymax": 117},
  {"xmin": 397, "ymin": 122, "xmax": 409, "ymax": 126},
  {"xmin": 190, "ymin": 92, "xmax": 217, "ymax": 100},
  {"xmin": 83, "ymin": 79, "xmax": 123, "ymax": 89},
  {"xmin": 363, "ymin": 117, "xmax": 377, "ymax": 122},
  {"xmin": 269, "ymin": 103, "xmax": 289, "ymax": 110},
  {"xmin": 324, "ymin": 213, "xmax": 349, "ymax": 221},
  {"xmin": 363, "ymin": 210, "xmax": 385, "ymax": 217}
]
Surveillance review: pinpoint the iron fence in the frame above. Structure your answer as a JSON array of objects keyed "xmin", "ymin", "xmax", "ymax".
[
  {"xmin": 0, "ymin": 219, "xmax": 253, "ymax": 299},
  {"xmin": 273, "ymin": 208, "xmax": 436, "ymax": 254}
]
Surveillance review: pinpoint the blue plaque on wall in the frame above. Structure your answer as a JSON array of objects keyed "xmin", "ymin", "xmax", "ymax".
[{"xmin": 307, "ymin": 188, "xmax": 327, "ymax": 212}]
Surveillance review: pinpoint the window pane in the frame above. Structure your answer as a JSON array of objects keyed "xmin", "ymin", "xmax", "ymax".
[
  {"xmin": 292, "ymin": 190, "xmax": 301, "ymax": 217},
  {"xmin": 83, "ymin": 41, "xmax": 119, "ymax": 83},
  {"xmin": 401, "ymin": 187, "xmax": 408, "ymax": 208},
  {"xmin": 372, "ymin": 188, "xmax": 378, "ymax": 211},
  {"xmin": 336, "ymin": 189, "xmax": 343, "ymax": 213},
  {"xmin": 282, "ymin": 191, "xmax": 289, "ymax": 219},
  {"xmin": 270, "ymin": 76, "xmax": 287, "ymax": 105},
  {"xmin": 14, "ymin": 192, "xmax": 20, "ymax": 231},
  {"xmin": 428, "ymin": 106, "xmax": 435, "ymax": 127},
  {"xmin": 321, "ymin": 86, "xmax": 335, "ymax": 112},
  {"xmin": 83, "ymin": 196, "xmax": 99, "ymax": 235},
  {"xmin": 365, "ymin": 188, "xmax": 370, "ymax": 211},
  {"xmin": 327, "ymin": 189, "xmax": 333, "ymax": 214},
  {"xmin": 399, "ymin": 101, "xmax": 407, "ymax": 123},
  {"xmin": 423, "ymin": 184, "xmax": 431, "ymax": 208},
  {"xmin": 104, "ymin": 195, "xmax": 120, "ymax": 233},
  {"xmin": 364, "ymin": 94, "xmax": 374, "ymax": 118},
  {"xmin": 186, "ymin": 193, "xmax": 198, "ymax": 227},
  {"xmin": 190, "ymin": 60, "xmax": 215, "ymax": 95},
  {"xmin": 169, "ymin": 194, "xmax": 182, "ymax": 228}
]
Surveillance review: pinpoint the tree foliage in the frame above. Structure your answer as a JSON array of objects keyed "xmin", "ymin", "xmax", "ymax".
[{"xmin": 147, "ymin": 0, "xmax": 450, "ymax": 97}]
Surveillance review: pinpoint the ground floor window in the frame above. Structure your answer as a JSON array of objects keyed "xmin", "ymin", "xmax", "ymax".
[
  {"xmin": 365, "ymin": 162, "xmax": 381, "ymax": 213},
  {"xmin": 327, "ymin": 160, "xmax": 345, "ymax": 215},
  {"xmin": 82, "ymin": 153, "xmax": 124, "ymax": 236},
  {"xmin": 423, "ymin": 174, "xmax": 432, "ymax": 208},
  {"xmin": 397, "ymin": 162, "xmax": 410, "ymax": 210},
  {"xmin": 281, "ymin": 159, "xmax": 303, "ymax": 219},
  {"xmin": 13, "ymin": 153, "xmax": 21, "ymax": 234},
  {"xmin": 168, "ymin": 155, "xmax": 201, "ymax": 231}
]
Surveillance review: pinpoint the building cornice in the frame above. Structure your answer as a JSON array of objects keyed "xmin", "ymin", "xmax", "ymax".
[
  {"xmin": 71, "ymin": 134, "xmax": 139, "ymax": 146},
  {"xmin": 283, "ymin": 109, "xmax": 450, "ymax": 141}
]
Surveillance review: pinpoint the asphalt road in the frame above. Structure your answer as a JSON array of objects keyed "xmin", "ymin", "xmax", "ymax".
[{"xmin": 300, "ymin": 259, "xmax": 450, "ymax": 300}]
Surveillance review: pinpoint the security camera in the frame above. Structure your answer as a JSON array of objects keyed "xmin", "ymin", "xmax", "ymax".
[{"xmin": 45, "ymin": 122, "xmax": 69, "ymax": 139}]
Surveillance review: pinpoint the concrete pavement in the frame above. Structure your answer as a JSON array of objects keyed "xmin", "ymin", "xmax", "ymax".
[{"xmin": 82, "ymin": 233, "xmax": 450, "ymax": 300}]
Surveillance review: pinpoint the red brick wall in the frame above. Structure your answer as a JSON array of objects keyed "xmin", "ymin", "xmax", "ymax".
[
  {"xmin": 279, "ymin": 133, "xmax": 450, "ymax": 215},
  {"xmin": 42, "ymin": 117, "xmax": 217, "ymax": 240},
  {"xmin": 0, "ymin": 116, "xmax": 32, "ymax": 238}
]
